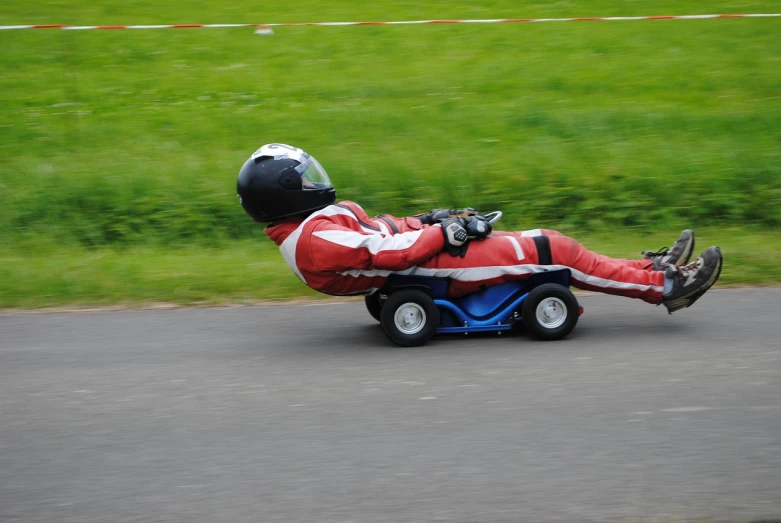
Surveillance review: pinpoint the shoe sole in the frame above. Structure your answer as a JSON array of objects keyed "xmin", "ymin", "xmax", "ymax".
[
  {"xmin": 652, "ymin": 231, "xmax": 695, "ymax": 271},
  {"xmin": 677, "ymin": 231, "xmax": 695, "ymax": 267},
  {"xmin": 665, "ymin": 253, "xmax": 723, "ymax": 313},
  {"xmin": 686, "ymin": 254, "xmax": 723, "ymax": 308}
]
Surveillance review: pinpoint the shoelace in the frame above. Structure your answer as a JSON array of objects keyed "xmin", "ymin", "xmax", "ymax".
[
  {"xmin": 673, "ymin": 258, "xmax": 701, "ymax": 278},
  {"xmin": 642, "ymin": 246, "xmax": 669, "ymax": 259}
]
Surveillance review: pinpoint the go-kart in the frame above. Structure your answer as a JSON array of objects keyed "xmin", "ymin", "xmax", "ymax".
[{"xmin": 364, "ymin": 212, "xmax": 584, "ymax": 347}]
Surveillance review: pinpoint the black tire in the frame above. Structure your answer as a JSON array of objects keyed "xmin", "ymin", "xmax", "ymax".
[
  {"xmin": 521, "ymin": 284, "xmax": 579, "ymax": 341},
  {"xmin": 380, "ymin": 290, "xmax": 440, "ymax": 347},
  {"xmin": 365, "ymin": 292, "xmax": 382, "ymax": 322}
]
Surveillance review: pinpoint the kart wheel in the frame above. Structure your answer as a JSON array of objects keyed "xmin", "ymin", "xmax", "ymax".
[
  {"xmin": 380, "ymin": 290, "xmax": 439, "ymax": 347},
  {"xmin": 521, "ymin": 284, "xmax": 579, "ymax": 341},
  {"xmin": 365, "ymin": 291, "xmax": 382, "ymax": 322}
]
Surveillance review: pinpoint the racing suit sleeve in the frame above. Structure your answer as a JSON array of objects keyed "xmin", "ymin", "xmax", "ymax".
[{"xmin": 307, "ymin": 221, "xmax": 446, "ymax": 273}]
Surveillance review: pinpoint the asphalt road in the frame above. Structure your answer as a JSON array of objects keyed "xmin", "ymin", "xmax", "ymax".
[{"xmin": 1, "ymin": 289, "xmax": 780, "ymax": 523}]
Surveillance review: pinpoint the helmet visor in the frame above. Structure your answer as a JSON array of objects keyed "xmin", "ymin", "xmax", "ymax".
[{"xmin": 295, "ymin": 155, "xmax": 332, "ymax": 190}]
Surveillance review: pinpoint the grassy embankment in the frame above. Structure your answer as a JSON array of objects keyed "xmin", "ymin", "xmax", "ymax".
[{"xmin": 1, "ymin": 1, "xmax": 779, "ymax": 308}]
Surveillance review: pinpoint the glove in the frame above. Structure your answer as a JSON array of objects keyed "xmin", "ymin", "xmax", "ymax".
[
  {"xmin": 440, "ymin": 216, "xmax": 493, "ymax": 257},
  {"xmin": 417, "ymin": 208, "xmax": 479, "ymax": 225},
  {"xmin": 462, "ymin": 215, "xmax": 492, "ymax": 239}
]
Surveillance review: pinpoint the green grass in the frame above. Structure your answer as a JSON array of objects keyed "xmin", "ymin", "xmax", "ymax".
[
  {"xmin": 0, "ymin": 240, "xmax": 320, "ymax": 309},
  {"xmin": 1, "ymin": 1, "xmax": 780, "ymax": 307}
]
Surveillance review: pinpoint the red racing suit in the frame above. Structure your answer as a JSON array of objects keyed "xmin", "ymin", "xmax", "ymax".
[{"xmin": 265, "ymin": 201, "xmax": 665, "ymax": 304}]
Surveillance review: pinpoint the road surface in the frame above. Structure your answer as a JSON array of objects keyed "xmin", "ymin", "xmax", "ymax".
[{"xmin": 2, "ymin": 289, "xmax": 780, "ymax": 522}]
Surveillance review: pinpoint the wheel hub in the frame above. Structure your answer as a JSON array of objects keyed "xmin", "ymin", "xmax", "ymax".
[
  {"xmin": 535, "ymin": 297, "xmax": 567, "ymax": 329},
  {"xmin": 394, "ymin": 303, "xmax": 426, "ymax": 335}
]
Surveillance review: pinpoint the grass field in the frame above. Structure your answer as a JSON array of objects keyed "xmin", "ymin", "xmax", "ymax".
[{"xmin": 1, "ymin": 1, "xmax": 780, "ymax": 308}]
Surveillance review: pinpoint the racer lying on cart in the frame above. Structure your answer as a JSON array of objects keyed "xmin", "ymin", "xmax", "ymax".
[{"xmin": 236, "ymin": 144, "xmax": 723, "ymax": 314}]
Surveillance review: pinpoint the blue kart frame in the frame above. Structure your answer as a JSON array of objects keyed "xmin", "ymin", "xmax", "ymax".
[{"xmin": 368, "ymin": 269, "xmax": 584, "ymax": 346}]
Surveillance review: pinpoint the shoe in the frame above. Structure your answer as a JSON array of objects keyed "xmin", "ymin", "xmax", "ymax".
[
  {"xmin": 662, "ymin": 246, "xmax": 723, "ymax": 314},
  {"xmin": 643, "ymin": 229, "xmax": 695, "ymax": 270}
]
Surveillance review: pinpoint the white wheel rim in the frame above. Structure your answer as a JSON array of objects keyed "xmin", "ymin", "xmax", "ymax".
[
  {"xmin": 535, "ymin": 297, "xmax": 567, "ymax": 329},
  {"xmin": 394, "ymin": 303, "xmax": 426, "ymax": 335}
]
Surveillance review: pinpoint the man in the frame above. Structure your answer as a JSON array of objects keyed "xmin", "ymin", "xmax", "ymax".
[{"xmin": 237, "ymin": 144, "xmax": 722, "ymax": 313}]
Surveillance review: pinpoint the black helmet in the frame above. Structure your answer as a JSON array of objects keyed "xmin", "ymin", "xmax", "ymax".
[{"xmin": 237, "ymin": 143, "xmax": 336, "ymax": 223}]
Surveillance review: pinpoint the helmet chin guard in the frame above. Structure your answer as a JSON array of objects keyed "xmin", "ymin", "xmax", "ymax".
[{"xmin": 237, "ymin": 144, "xmax": 336, "ymax": 222}]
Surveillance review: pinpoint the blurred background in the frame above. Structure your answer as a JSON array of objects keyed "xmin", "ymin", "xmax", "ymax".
[
  {"xmin": 1, "ymin": 0, "xmax": 780, "ymax": 308},
  {"xmin": 3, "ymin": 5, "xmax": 781, "ymax": 523}
]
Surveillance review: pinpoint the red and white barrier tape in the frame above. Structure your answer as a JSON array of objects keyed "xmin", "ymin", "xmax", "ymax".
[
  {"xmin": 1, "ymin": 13, "xmax": 779, "ymax": 32},
  {"xmin": 0, "ymin": 23, "xmax": 259, "ymax": 30}
]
